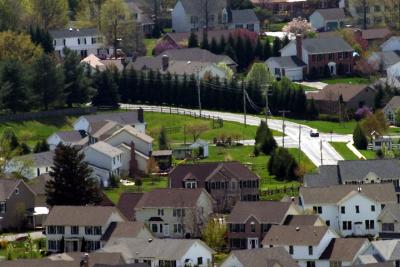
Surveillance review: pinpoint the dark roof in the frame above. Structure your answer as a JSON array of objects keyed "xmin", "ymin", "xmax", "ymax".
[
  {"xmin": 0, "ymin": 178, "xmax": 24, "ymax": 201},
  {"xmin": 314, "ymin": 8, "xmax": 346, "ymax": 20},
  {"xmin": 266, "ymin": 56, "xmax": 306, "ymax": 68},
  {"xmin": 169, "ymin": 161, "xmax": 259, "ymax": 188},
  {"xmin": 227, "ymin": 201, "xmax": 292, "ymax": 223},
  {"xmin": 49, "ymin": 28, "xmax": 99, "ymax": 39},
  {"xmin": 179, "ymin": 0, "xmax": 226, "ymax": 15},
  {"xmin": 338, "ymin": 159, "xmax": 400, "ymax": 183},
  {"xmin": 300, "ymin": 183, "xmax": 397, "ymax": 204},
  {"xmin": 284, "ymin": 215, "xmax": 320, "ymax": 226},
  {"xmin": 361, "ymin": 28, "xmax": 391, "ymax": 40},
  {"xmin": 44, "ymin": 206, "xmax": 123, "ymax": 226},
  {"xmin": 161, "ymin": 48, "xmax": 235, "ymax": 64},
  {"xmin": 228, "ymin": 247, "xmax": 299, "ymax": 267},
  {"xmin": 306, "ymin": 84, "xmax": 373, "ymax": 102},
  {"xmin": 384, "ymin": 96, "xmax": 400, "ymax": 110},
  {"xmin": 262, "ymin": 225, "xmax": 331, "ymax": 246},
  {"xmin": 163, "ymin": 29, "xmax": 248, "ymax": 46},
  {"xmin": 55, "ymin": 130, "xmax": 86, "ymax": 142},
  {"xmin": 304, "ymin": 165, "xmax": 339, "ymax": 187},
  {"xmin": 28, "ymin": 174, "xmax": 51, "ymax": 196},
  {"xmin": 296, "ymin": 37, "xmax": 354, "ymax": 54},
  {"xmin": 320, "ymin": 238, "xmax": 368, "ymax": 261},
  {"xmin": 101, "ymin": 221, "xmax": 149, "ymax": 241},
  {"xmin": 80, "ymin": 110, "xmax": 143, "ymax": 125},
  {"xmin": 135, "ymin": 188, "xmax": 209, "ymax": 209},
  {"xmin": 229, "ymin": 9, "xmax": 259, "ymax": 24},
  {"xmin": 117, "ymin": 192, "xmax": 144, "ymax": 221},
  {"xmin": 18, "ymin": 151, "xmax": 54, "ymax": 168},
  {"xmin": 152, "ymin": 150, "xmax": 173, "ymax": 157}
]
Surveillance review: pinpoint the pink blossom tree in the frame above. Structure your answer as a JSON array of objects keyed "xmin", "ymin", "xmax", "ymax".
[{"xmin": 283, "ymin": 17, "xmax": 315, "ymax": 36}]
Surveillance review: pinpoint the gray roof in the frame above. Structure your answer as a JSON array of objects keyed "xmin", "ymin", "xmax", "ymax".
[
  {"xmin": 379, "ymin": 203, "xmax": 400, "ymax": 221},
  {"xmin": 304, "ymin": 165, "xmax": 339, "ymax": 187},
  {"xmin": 262, "ymin": 225, "xmax": 331, "ymax": 246},
  {"xmin": 384, "ymin": 96, "xmax": 400, "ymax": 111},
  {"xmin": 320, "ymin": 238, "xmax": 368, "ymax": 261},
  {"xmin": 0, "ymin": 178, "xmax": 23, "ymax": 201},
  {"xmin": 80, "ymin": 110, "xmax": 143, "ymax": 125},
  {"xmin": 371, "ymin": 51, "xmax": 400, "ymax": 68},
  {"xmin": 294, "ymin": 37, "xmax": 354, "ymax": 54},
  {"xmin": 314, "ymin": 8, "xmax": 346, "ymax": 20},
  {"xmin": 227, "ymin": 247, "xmax": 299, "ymax": 267},
  {"xmin": 88, "ymin": 141, "xmax": 123, "ymax": 157},
  {"xmin": 101, "ymin": 221, "xmax": 150, "ymax": 241},
  {"xmin": 300, "ymin": 183, "xmax": 397, "ymax": 205},
  {"xmin": 371, "ymin": 240, "xmax": 400, "ymax": 260},
  {"xmin": 267, "ymin": 56, "xmax": 306, "ymax": 68},
  {"xmin": 179, "ymin": 0, "xmax": 226, "ymax": 15},
  {"xmin": 227, "ymin": 201, "xmax": 292, "ymax": 224},
  {"xmin": 55, "ymin": 130, "xmax": 86, "ymax": 143},
  {"xmin": 50, "ymin": 28, "xmax": 99, "ymax": 39},
  {"xmin": 229, "ymin": 9, "xmax": 259, "ymax": 24},
  {"xmin": 18, "ymin": 151, "xmax": 55, "ymax": 168}
]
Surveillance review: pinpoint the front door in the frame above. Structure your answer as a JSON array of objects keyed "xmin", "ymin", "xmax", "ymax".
[
  {"xmin": 164, "ymin": 224, "xmax": 170, "ymax": 237},
  {"xmin": 355, "ymin": 222, "xmax": 362, "ymax": 235},
  {"xmin": 65, "ymin": 240, "xmax": 79, "ymax": 252},
  {"xmin": 247, "ymin": 238, "xmax": 259, "ymax": 249}
]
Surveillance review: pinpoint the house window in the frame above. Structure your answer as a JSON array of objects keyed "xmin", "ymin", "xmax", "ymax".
[
  {"xmin": 382, "ymin": 223, "xmax": 395, "ymax": 232},
  {"xmin": 56, "ymin": 226, "xmax": 65, "ymax": 234},
  {"xmin": 329, "ymin": 53, "xmax": 334, "ymax": 60},
  {"xmin": 326, "ymin": 220, "xmax": 330, "ymax": 226},
  {"xmin": 235, "ymin": 24, "xmax": 244, "ymax": 29},
  {"xmin": 71, "ymin": 226, "xmax": 79, "ymax": 235},
  {"xmin": 338, "ymin": 53, "xmax": 343, "ymax": 60},
  {"xmin": 330, "ymin": 261, "xmax": 342, "ymax": 267},
  {"xmin": 355, "ymin": 205, "xmax": 360, "ymax": 213},
  {"xmin": 94, "ymin": 226, "xmax": 102, "ymax": 235},
  {"xmin": 246, "ymin": 24, "xmax": 255, "ymax": 31},
  {"xmin": 307, "ymin": 261, "xmax": 316, "ymax": 267},
  {"xmin": 48, "ymin": 225, "xmax": 57, "ymax": 234},
  {"xmin": 313, "ymin": 206, "xmax": 322, "ymax": 214},
  {"xmin": 341, "ymin": 206, "xmax": 345, "ymax": 214},
  {"xmin": 309, "ymin": 246, "xmax": 313, "ymax": 255},
  {"xmin": 48, "ymin": 240, "xmax": 60, "ymax": 251},
  {"xmin": 261, "ymin": 224, "xmax": 270, "ymax": 232},
  {"xmin": 14, "ymin": 188, "xmax": 19, "ymax": 195},
  {"xmin": 158, "ymin": 209, "xmax": 164, "ymax": 216},
  {"xmin": 382, "ymin": 204, "xmax": 386, "ymax": 210},
  {"xmin": 342, "ymin": 221, "xmax": 352, "ymax": 230},
  {"xmin": 365, "ymin": 220, "xmax": 375, "ymax": 229},
  {"xmin": 289, "ymin": 245, "xmax": 293, "ymax": 255},
  {"xmin": 85, "ymin": 226, "xmax": 93, "ymax": 235},
  {"xmin": 174, "ymin": 224, "xmax": 182, "ymax": 233},
  {"xmin": 0, "ymin": 202, "xmax": 6, "ymax": 213},
  {"xmin": 152, "ymin": 224, "xmax": 158, "ymax": 233},
  {"xmin": 250, "ymin": 222, "xmax": 256, "ymax": 232},
  {"xmin": 371, "ymin": 205, "xmax": 375, "ymax": 212},
  {"xmin": 198, "ymin": 257, "xmax": 203, "ymax": 265},
  {"xmin": 185, "ymin": 181, "xmax": 197, "ymax": 189}
]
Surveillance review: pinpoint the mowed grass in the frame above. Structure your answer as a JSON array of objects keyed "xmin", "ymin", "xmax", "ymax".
[
  {"xmin": 144, "ymin": 38, "xmax": 158, "ymax": 56},
  {"xmin": 359, "ymin": 149, "xmax": 376, "ymax": 159},
  {"xmin": 329, "ymin": 142, "xmax": 359, "ymax": 160},
  {"xmin": 321, "ymin": 76, "xmax": 371, "ymax": 85},
  {"xmin": 285, "ymin": 118, "xmax": 357, "ymax": 134}
]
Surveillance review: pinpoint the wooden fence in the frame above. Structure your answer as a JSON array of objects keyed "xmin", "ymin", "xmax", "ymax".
[{"xmin": 260, "ymin": 185, "xmax": 300, "ymax": 197}]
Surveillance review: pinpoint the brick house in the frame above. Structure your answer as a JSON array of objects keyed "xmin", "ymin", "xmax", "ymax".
[
  {"xmin": 169, "ymin": 162, "xmax": 260, "ymax": 212},
  {"xmin": 227, "ymin": 201, "xmax": 301, "ymax": 250},
  {"xmin": 280, "ymin": 36, "xmax": 355, "ymax": 78}
]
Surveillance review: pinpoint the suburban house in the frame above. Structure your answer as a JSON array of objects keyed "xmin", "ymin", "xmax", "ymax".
[
  {"xmin": 73, "ymin": 110, "xmax": 146, "ymax": 134},
  {"xmin": 117, "ymin": 192, "xmax": 144, "ymax": 221},
  {"xmin": 306, "ymin": 84, "xmax": 377, "ymax": 114},
  {"xmin": 309, "ymin": 8, "xmax": 346, "ymax": 31},
  {"xmin": 304, "ymin": 159, "xmax": 400, "ymax": 194},
  {"xmin": 5, "ymin": 150, "xmax": 55, "ymax": 179},
  {"xmin": 47, "ymin": 130, "xmax": 88, "ymax": 150},
  {"xmin": 266, "ymin": 56, "xmax": 307, "ymax": 81},
  {"xmin": 261, "ymin": 225, "xmax": 339, "ymax": 267},
  {"xmin": 49, "ymin": 28, "xmax": 111, "ymax": 58},
  {"xmin": 102, "ymin": 237, "xmax": 214, "ymax": 267},
  {"xmin": 377, "ymin": 204, "xmax": 400, "ymax": 239},
  {"xmin": 226, "ymin": 201, "xmax": 301, "ymax": 250},
  {"xmin": 44, "ymin": 206, "xmax": 126, "ymax": 253},
  {"xmin": 387, "ymin": 61, "xmax": 400, "ymax": 88},
  {"xmin": 368, "ymin": 50, "xmax": 400, "ymax": 72},
  {"xmin": 100, "ymin": 221, "xmax": 153, "ymax": 245},
  {"xmin": 280, "ymin": 36, "xmax": 354, "ymax": 78},
  {"xmin": 343, "ymin": 0, "xmax": 386, "ymax": 28},
  {"xmin": 81, "ymin": 54, "xmax": 125, "ymax": 72},
  {"xmin": 82, "ymin": 141, "xmax": 124, "ymax": 187},
  {"xmin": 299, "ymin": 183, "xmax": 397, "ymax": 236},
  {"xmin": 353, "ymin": 28, "xmax": 391, "ymax": 46},
  {"xmin": 126, "ymin": 0, "xmax": 155, "ymax": 35},
  {"xmin": 359, "ymin": 240, "xmax": 400, "ymax": 266},
  {"xmin": 129, "ymin": 48, "xmax": 237, "ymax": 79},
  {"xmin": 383, "ymin": 96, "xmax": 400, "ymax": 124},
  {"xmin": 381, "ymin": 36, "xmax": 400, "ymax": 52},
  {"xmin": 220, "ymin": 247, "xmax": 300, "ymax": 267},
  {"xmin": 169, "ymin": 161, "xmax": 260, "ymax": 212},
  {"xmin": 225, "ymin": 9, "xmax": 260, "ymax": 33},
  {"xmin": 0, "ymin": 178, "xmax": 36, "ymax": 230},
  {"xmin": 250, "ymin": 0, "xmax": 308, "ymax": 18},
  {"xmin": 134, "ymin": 188, "xmax": 215, "ymax": 238}
]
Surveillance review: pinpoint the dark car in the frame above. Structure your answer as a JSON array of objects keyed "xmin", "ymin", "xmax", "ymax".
[{"xmin": 310, "ymin": 130, "xmax": 319, "ymax": 137}]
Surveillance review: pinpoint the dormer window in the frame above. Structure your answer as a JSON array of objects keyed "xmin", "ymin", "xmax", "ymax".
[{"xmin": 185, "ymin": 181, "xmax": 197, "ymax": 189}]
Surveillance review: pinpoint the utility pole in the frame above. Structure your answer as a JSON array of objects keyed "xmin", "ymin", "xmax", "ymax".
[
  {"xmin": 242, "ymin": 80, "xmax": 247, "ymax": 127},
  {"xmin": 279, "ymin": 110, "xmax": 290, "ymax": 148},
  {"xmin": 298, "ymin": 125, "xmax": 301, "ymax": 165},
  {"xmin": 197, "ymin": 73, "xmax": 202, "ymax": 117},
  {"xmin": 320, "ymin": 139, "xmax": 323, "ymax": 166},
  {"xmin": 262, "ymin": 84, "xmax": 270, "ymax": 121}
]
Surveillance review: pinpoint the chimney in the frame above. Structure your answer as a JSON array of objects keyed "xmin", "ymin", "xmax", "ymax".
[
  {"xmin": 296, "ymin": 35, "xmax": 302, "ymax": 60},
  {"xmin": 138, "ymin": 108, "xmax": 144, "ymax": 123},
  {"xmin": 80, "ymin": 253, "xmax": 89, "ymax": 267},
  {"xmin": 129, "ymin": 141, "xmax": 138, "ymax": 178},
  {"xmin": 162, "ymin": 55, "xmax": 169, "ymax": 70}
]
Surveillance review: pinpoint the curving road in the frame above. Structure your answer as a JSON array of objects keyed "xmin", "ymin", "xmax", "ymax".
[{"xmin": 121, "ymin": 104, "xmax": 353, "ymax": 167}]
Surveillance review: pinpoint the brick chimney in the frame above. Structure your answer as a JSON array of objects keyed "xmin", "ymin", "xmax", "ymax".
[
  {"xmin": 80, "ymin": 253, "xmax": 89, "ymax": 267},
  {"xmin": 162, "ymin": 55, "xmax": 169, "ymax": 71},
  {"xmin": 129, "ymin": 142, "xmax": 138, "ymax": 177},
  {"xmin": 296, "ymin": 35, "xmax": 302, "ymax": 60},
  {"xmin": 138, "ymin": 108, "xmax": 144, "ymax": 123}
]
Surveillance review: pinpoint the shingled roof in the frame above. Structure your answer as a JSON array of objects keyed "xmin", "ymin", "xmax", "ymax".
[
  {"xmin": 384, "ymin": 96, "xmax": 400, "ymax": 111},
  {"xmin": 178, "ymin": 0, "xmax": 226, "ymax": 15},
  {"xmin": 50, "ymin": 28, "xmax": 99, "ymax": 39},
  {"xmin": 117, "ymin": 192, "xmax": 144, "ymax": 221},
  {"xmin": 101, "ymin": 221, "xmax": 150, "ymax": 241},
  {"xmin": 306, "ymin": 84, "xmax": 373, "ymax": 102},
  {"xmin": 303, "ymin": 165, "xmax": 339, "ymax": 187},
  {"xmin": 262, "ymin": 225, "xmax": 332, "ymax": 246},
  {"xmin": 226, "ymin": 247, "xmax": 299, "ymax": 267},
  {"xmin": 292, "ymin": 37, "xmax": 354, "ymax": 54},
  {"xmin": 320, "ymin": 238, "xmax": 368, "ymax": 261},
  {"xmin": 227, "ymin": 201, "xmax": 293, "ymax": 224},
  {"xmin": 313, "ymin": 8, "xmax": 346, "ymax": 20},
  {"xmin": 78, "ymin": 110, "xmax": 144, "ymax": 126},
  {"xmin": 0, "ymin": 178, "xmax": 27, "ymax": 201}
]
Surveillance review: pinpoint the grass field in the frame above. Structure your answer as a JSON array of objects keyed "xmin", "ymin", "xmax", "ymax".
[
  {"xmin": 284, "ymin": 118, "xmax": 356, "ymax": 134},
  {"xmin": 329, "ymin": 142, "xmax": 359, "ymax": 160},
  {"xmin": 359, "ymin": 149, "xmax": 376, "ymax": 159},
  {"xmin": 321, "ymin": 76, "xmax": 371, "ymax": 85}
]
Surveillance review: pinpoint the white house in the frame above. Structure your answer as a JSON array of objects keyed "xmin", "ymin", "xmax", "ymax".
[
  {"xmin": 47, "ymin": 130, "xmax": 88, "ymax": 150},
  {"xmin": 49, "ymin": 28, "xmax": 112, "ymax": 58},
  {"xmin": 377, "ymin": 204, "xmax": 400, "ymax": 239},
  {"xmin": 5, "ymin": 151, "xmax": 55, "ymax": 179},
  {"xmin": 383, "ymin": 96, "xmax": 400, "ymax": 124},
  {"xmin": 266, "ymin": 56, "xmax": 306, "ymax": 81},
  {"xmin": 262, "ymin": 225, "xmax": 339, "ymax": 267},
  {"xmin": 226, "ymin": 9, "xmax": 261, "ymax": 33},
  {"xmin": 134, "ymin": 188, "xmax": 215, "ymax": 239},
  {"xmin": 82, "ymin": 141, "xmax": 123, "ymax": 187},
  {"xmin": 44, "ymin": 206, "xmax": 125, "ymax": 253},
  {"xmin": 381, "ymin": 36, "xmax": 400, "ymax": 52},
  {"xmin": 359, "ymin": 240, "xmax": 400, "ymax": 266},
  {"xmin": 102, "ymin": 237, "xmax": 214, "ymax": 267},
  {"xmin": 387, "ymin": 61, "xmax": 400, "ymax": 82},
  {"xmin": 100, "ymin": 221, "xmax": 153, "ymax": 246},
  {"xmin": 299, "ymin": 183, "xmax": 397, "ymax": 237},
  {"xmin": 309, "ymin": 8, "xmax": 346, "ymax": 32}
]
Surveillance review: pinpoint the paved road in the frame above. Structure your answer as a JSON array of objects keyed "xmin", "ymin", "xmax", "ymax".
[{"xmin": 121, "ymin": 104, "xmax": 351, "ymax": 167}]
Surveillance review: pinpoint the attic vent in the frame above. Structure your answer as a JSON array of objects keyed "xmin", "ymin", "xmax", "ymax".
[{"xmin": 295, "ymin": 227, "xmax": 300, "ymax": 231}]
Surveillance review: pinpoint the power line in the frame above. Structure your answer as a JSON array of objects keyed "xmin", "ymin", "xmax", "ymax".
[{"xmin": 278, "ymin": 110, "xmax": 290, "ymax": 148}]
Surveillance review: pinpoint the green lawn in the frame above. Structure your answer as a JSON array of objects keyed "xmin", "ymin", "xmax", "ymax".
[
  {"xmin": 266, "ymin": 22, "xmax": 287, "ymax": 32},
  {"xmin": 144, "ymin": 38, "xmax": 158, "ymax": 56},
  {"xmin": 321, "ymin": 76, "xmax": 371, "ymax": 85},
  {"xmin": 329, "ymin": 142, "xmax": 360, "ymax": 160},
  {"xmin": 284, "ymin": 118, "xmax": 356, "ymax": 134},
  {"xmin": 359, "ymin": 149, "xmax": 376, "ymax": 159}
]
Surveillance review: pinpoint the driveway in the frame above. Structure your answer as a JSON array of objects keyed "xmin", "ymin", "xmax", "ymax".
[
  {"xmin": 295, "ymin": 81, "xmax": 328, "ymax": 90},
  {"xmin": 121, "ymin": 104, "xmax": 347, "ymax": 167}
]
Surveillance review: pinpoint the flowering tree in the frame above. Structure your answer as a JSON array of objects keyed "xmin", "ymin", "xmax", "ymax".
[
  {"xmin": 355, "ymin": 106, "xmax": 372, "ymax": 121},
  {"xmin": 153, "ymin": 41, "xmax": 181, "ymax": 55},
  {"xmin": 283, "ymin": 17, "xmax": 315, "ymax": 36}
]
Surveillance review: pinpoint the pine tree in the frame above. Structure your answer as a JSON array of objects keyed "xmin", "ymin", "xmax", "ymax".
[
  {"xmin": 235, "ymin": 35, "xmax": 245, "ymax": 70},
  {"xmin": 210, "ymin": 37, "xmax": 219, "ymax": 54},
  {"xmin": 307, "ymin": 98, "xmax": 319, "ymax": 119},
  {"xmin": 92, "ymin": 69, "xmax": 120, "ymax": 107},
  {"xmin": 200, "ymin": 30, "xmax": 209, "ymax": 50},
  {"xmin": 218, "ymin": 35, "xmax": 227, "ymax": 54},
  {"xmin": 29, "ymin": 26, "xmax": 54, "ymax": 54},
  {"xmin": 224, "ymin": 45, "xmax": 237, "ymax": 62},
  {"xmin": 254, "ymin": 39, "xmax": 263, "ymax": 60},
  {"xmin": 268, "ymin": 147, "xmax": 299, "ymax": 181},
  {"xmin": 158, "ymin": 126, "xmax": 169, "ymax": 150},
  {"xmin": 272, "ymin": 37, "xmax": 282, "ymax": 57},
  {"xmin": 188, "ymin": 31, "xmax": 199, "ymax": 48},
  {"xmin": 19, "ymin": 143, "xmax": 31, "ymax": 155},
  {"xmin": 244, "ymin": 37, "xmax": 254, "ymax": 69},
  {"xmin": 46, "ymin": 144, "xmax": 102, "ymax": 206},
  {"xmin": 127, "ymin": 68, "xmax": 138, "ymax": 102},
  {"xmin": 254, "ymin": 121, "xmax": 277, "ymax": 156},
  {"xmin": 353, "ymin": 123, "xmax": 368, "ymax": 150},
  {"xmin": 263, "ymin": 40, "xmax": 271, "ymax": 60}
]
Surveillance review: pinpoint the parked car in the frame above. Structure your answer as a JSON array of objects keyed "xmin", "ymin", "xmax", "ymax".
[{"xmin": 310, "ymin": 130, "xmax": 319, "ymax": 137}]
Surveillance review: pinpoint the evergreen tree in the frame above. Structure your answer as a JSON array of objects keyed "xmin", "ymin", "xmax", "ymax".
[
  {"xmin": 218, "ymin": 35, "xmax": 227, "ymax": 54},
  {"xmin": 40, "ymin": 139, "xmax": 50, "ymax": 152},
  {"xmin": 254, "ymin": 121, "xmax": 277, "ymax": 156},
  {"xmin": 19, "ymin": 143, "xmax": 31, "ymax": 155},
  {"xmin": 244, "ymin": 37, "xmax": 254, "ymax": 69},
  {"xmin": 200, "ymin": 30, "xmax": 209, "ymax": 50},
  {"xmin": 46, "ymin": 144, "xmax": 102, "ymax": 206},
  {"xmin": 268, "ymin": 147, "xmax": 299, "ymax": 181},
  {"xmin": 272, "ymin": 37, "xmax": 282, "ymax": 57},
  {"xmin": 235, "ymin": 35, "xmax": 245, "ymax": 70},
  {"xmin": 188, "ymin": 31, "xmax": 199, "ymax": 48},
  {"xmin": 353, "ymin": 123, "xmax": 368, "ymax": 149},
  {"xmin": 31, "ymin": 53, "xmax": 64, "ymax": 110},
  {"xmin": 224, "ymin": 45, "xmax": 237, "ymax": 62},
  {"xmin": 158, "ymin": 126, "xmax": 169, "ymax": 150},
  {"xmin": 210, "ymin": 37, "xmax": 219, "ymax": 54},
  {"xmin": 92, "ymin": 69, "xmax": 120, "ymax": 107},
  {"xmin": 0, "ymin": 60, "xmax": 31, "ymax": 113},
  {"xmin": 307, "ymin": 98, "xmax": 319, "ymax": 119},
  {"xmin": 127, "ymin": 68, "xmax": 138, "ymax": 102},
  {"xmin": 263, "ymin": 40, "xmax": 271, "ymax": 60},
  {"xmin": 374, "ymin": 86, "xmax": 385, "ymax": 109},
  {"xmin": 29, "ymin": 26, "xmax": 54, "ymax": 53},
  {"xmin": 62, "ymin": 48, "xmax": 91, "ymax": 107},
  {"xmin": 254, "ymin": 39, "xmax": 263, "ymax": 60}
]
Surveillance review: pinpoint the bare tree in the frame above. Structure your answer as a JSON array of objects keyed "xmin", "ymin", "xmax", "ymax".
[{"xmin": 186, "ymin": 122, "xmax": 210, "ymax": 142}]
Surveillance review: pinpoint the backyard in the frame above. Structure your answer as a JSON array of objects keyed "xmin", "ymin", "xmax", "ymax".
[{"xmin": 320, "ymin": 76, "xmax": 372, "ymax": 85}]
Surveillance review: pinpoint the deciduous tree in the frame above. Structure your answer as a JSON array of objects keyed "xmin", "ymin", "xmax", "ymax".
[
  {"xmin": 28, "ymin": 0, "xmax": 69, "ymax": 30},
  {"xmin": 0, "ymin": 31, "xmax": 43, "ymax": 63},
  {"xmin": 186, "ymin": 122, "xmax": 210, "ymax": 142}
]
